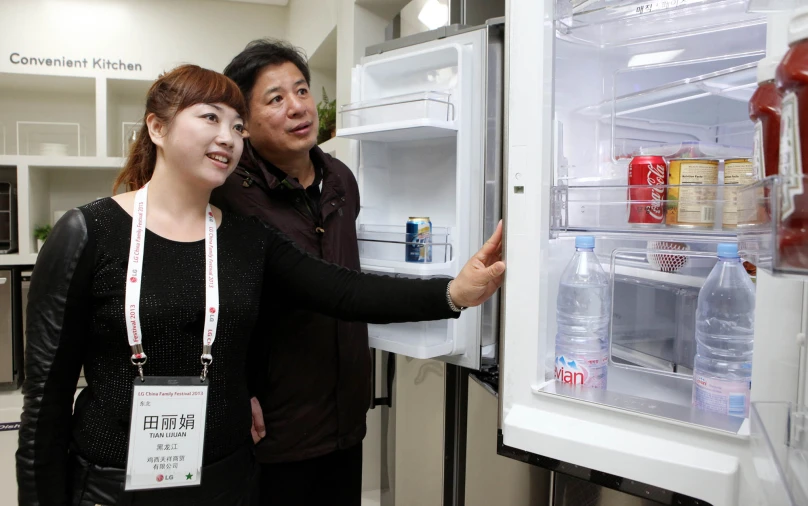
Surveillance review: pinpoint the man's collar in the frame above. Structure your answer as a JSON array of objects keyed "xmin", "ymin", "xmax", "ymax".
[{"xmin": 240, "ymin": 140, "xmax": 325, "ymax": 192}]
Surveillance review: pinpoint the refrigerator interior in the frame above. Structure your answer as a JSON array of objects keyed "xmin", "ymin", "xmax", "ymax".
[
  {"xmin": 539, "ymin": 0, "xmax": 767, "ymax": 434},
  {"xmin": 341, "ymin": 28, "xmax": 490, "ymax": 368}
]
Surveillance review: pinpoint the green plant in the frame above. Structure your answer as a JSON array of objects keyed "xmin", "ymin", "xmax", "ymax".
[
  {"xmin": 316, "ymin": 87, "xmax": 337, "ymax": 145},
  {"xmin": 34, "ymin": 224, "xmax": 52, "ymax": 242}
]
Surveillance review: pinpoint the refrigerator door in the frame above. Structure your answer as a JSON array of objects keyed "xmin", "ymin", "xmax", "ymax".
[
  {"xmin": 339, "ymin": 22, "xmax": 503, "ymax": 370},
  {"xmin": 500, "ymin": 1, "xmax": 804, "ymax": 504}
]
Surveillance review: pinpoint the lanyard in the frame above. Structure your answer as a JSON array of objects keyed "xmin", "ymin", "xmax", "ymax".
[{"xmin": 124, "ymin": 182, "xmax": 220, "ymax": 381}]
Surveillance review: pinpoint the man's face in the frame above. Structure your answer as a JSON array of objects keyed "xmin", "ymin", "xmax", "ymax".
[{"xmin": 246, "ymin": 61, "xmax": 318, "ymax": 163}]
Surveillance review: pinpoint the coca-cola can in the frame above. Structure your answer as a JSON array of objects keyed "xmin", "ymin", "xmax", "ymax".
[{"xmin": 628, "ymin": 155, "xmax": 667, "ymax": 225}]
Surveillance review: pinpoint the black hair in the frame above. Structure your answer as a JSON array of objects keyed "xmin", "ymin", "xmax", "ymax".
[{"xmin": 224, "ymin": 38, "xmax": 311, "ymax": 104}]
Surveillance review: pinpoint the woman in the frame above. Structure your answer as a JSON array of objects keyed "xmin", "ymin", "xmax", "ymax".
[{"xmin": 16, "ymin": 65, "xmax": 504, "ymax": 506}]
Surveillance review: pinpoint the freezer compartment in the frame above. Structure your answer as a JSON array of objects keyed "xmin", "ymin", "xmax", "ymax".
[
  {"xmin": 738, "ymin": 176, "xmax": 808, "ymax": 278},
  {"xmin": 358, "ymin": 224, "xmax": 454, "ymax": 277},
  {"xmin": 751, "ymin": 402, "xmax": 808, "ymax": 505},
  {"xmin": 555, "ymin": 0, "xmax": 765, "ymax": 47},
  {"xmin": 552, "ymin": 183, "xmax": 744, "ymax": 239},
  {"xmin": 338, "ymin": 91, "xmax": 457, "ymax": 142}
]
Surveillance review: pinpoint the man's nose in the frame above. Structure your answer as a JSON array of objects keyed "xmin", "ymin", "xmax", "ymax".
[{"xmin": 288, "ymin": 94, "xmax": 306, "ymax": 116}]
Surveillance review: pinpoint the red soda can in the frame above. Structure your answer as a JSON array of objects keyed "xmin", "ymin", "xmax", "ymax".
[{"xmin": 628, "ymin": 155, "xmax": 667, "ymax": 225}]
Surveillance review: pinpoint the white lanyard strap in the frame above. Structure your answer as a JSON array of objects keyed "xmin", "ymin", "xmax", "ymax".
[{"xmin": 124, "ymin": 182, "xmax": 220, "ymax": 381}]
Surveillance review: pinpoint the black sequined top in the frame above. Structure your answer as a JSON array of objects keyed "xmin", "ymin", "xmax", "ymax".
[{"xmin": 17, "ymin": 197, "xmax": 457, "ymax": 505}]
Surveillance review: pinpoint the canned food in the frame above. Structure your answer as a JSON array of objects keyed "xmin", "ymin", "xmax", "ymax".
[
  {"xmin": 406, "ymin": 217, "xmax": 432, "ymax": 263},
  {"xmin": 722, "ymin": 158, "xmax": 757, "ymax": 228},
  {"xmin": 628, "ymin": 155, "xmax": 667, "ymax": 225},
  {"xmin": 666, "ymin": 159, "xmax": 719, "ymax": 228}
]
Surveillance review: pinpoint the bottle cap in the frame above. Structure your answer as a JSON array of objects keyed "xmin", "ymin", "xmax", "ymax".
[
  {"xmin": 575, "ymin": 235, "xmax": 595, "ymax": 249},
  {"xmin": 756, "ymin": 56, "xmax": 780, "ymax": 84},
  {"xmin": 788, "ymin": 6, "xmax": 808, "ymax": 46},
  {"xmin": 717, "ymin": 243, "xmax": 739, "ymax": 258}
]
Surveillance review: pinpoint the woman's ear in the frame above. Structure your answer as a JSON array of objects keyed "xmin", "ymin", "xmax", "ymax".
[{"xmin": 145, "ymin": 113, "xmax": 167, "ymax": 149}]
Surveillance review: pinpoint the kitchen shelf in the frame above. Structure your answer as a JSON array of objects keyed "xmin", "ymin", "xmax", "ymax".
[
  {"xmin": 738, "ymin": 176, "xmax": 808, "ymax": 279},
  {"xmin": 0, "ymin": 155, "xmax": 126, "ymax": 169},
  {"xmin": 751, "ymin": 402, "xmax": 808, "ymax": 505},
  {"xmin": 556, "ymin": 0, "xmax": 765, "ymax": 47},
  {"xmin": 337, "ymin": 91, "xmax": 457, "ymax": 142},
  {"xmin": 552, "ymin": 184, "xmax": 741, "ymax": 241},
  {"xmin": 358, "ymin": 224, "xmax": 454, "ymax": 277},
  {"xmin": 0, "ymin": 253, "xmax": 36, "ymax": 266}
]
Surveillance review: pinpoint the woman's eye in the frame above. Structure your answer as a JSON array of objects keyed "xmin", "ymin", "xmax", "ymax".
[
  {"xmin": 204, "ymin": 113, "xmax": 218, "ymax": 122},
  {"xmin": 234, "ymin": 124, "xmax": 245, "ymax": 133}
]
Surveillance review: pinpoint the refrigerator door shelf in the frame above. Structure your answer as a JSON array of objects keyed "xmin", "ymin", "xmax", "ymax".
[
  {"xmin": 361, "ymin": 258, "xmax": 456, "ymax": 278},
  {"xmin": 552, "ymin": 184, "xmax": 742, "ymax": 240},
  {"xmin": 750, "ymin": 401, "xmax": 808, "ymax": 506},
  {"xmin": 556, "ymin": 0, "xmax": 764, "ymax": 47},
  {"xmin": 368, "ymin": 319, "xmax": 455, "ymax": 359},
  {"xmin": 338, "ymin": 90, "xmax": 457, "ymax": 142},
  {"xmin": 738, "ymin": 176, "xmax": 808, "ymax": 280}
]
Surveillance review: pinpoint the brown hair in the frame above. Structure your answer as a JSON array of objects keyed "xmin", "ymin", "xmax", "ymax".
[{"xmin": 113, "ymin": 64, "xmax": 248, "ymax": 193}]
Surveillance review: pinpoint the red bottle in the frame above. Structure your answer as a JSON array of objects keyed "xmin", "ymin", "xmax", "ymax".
[
  {"xmin": 776, "ymin": 7, "xmax": 808, "ymax": 271},
  {"xmin": 750, "ymin": 57, "xmax": 782, "ymax": 180}
]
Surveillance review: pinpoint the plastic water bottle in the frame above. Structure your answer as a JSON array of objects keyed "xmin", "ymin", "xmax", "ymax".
[
  {"xmin": 692, "ymin": 243, "xmax": 756, "ymax": 418},
  {"xmin": 555, "ymin": 236, "xmax": 610, "ymax": 389}
]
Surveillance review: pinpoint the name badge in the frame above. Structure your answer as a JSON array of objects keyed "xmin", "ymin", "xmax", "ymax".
[{"xmin": 125, "ymin": 377, "xmax": 209, "ymax": 491}]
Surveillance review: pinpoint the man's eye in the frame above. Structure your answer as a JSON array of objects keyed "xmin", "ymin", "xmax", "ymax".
[
  {"xmin": 270, "ymin": 96, "xmax": 282, "ymax": 104},
  {"xmin": 298, "ymin": 88, "xmax": 308, "ymax": 96}
]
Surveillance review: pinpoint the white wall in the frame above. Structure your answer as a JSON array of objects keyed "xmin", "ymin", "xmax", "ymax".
[
  {"xmin": 286, "ymin": 0, "xmax": 337, "ymax": 60},
  {"xmin": 310, "ymin": 68, "xmax": 338, "ymax": 110},
  {"xmin": 0, "ymin": 0, "xmax": 288, "ymax": 79}
]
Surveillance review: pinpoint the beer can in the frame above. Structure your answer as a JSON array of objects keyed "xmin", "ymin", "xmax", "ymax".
[
  {"xmin": 628, "ymin": 155, "xmax": 667, "ymax": 225},
  {"xmin": 722, "ymin": 158, "xmax": 756, "ymax": 228},
  {"xmin": 666, "ymin": 158, "xmax": 719, "ymax": 228},
  {"xmin": 406, "ymin": 217, "xmax": 432, "ymax": 263}
]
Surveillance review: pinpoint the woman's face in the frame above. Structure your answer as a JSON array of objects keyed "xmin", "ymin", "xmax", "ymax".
[{"xmin": 153, "ymin": 102, "xmax": 247, "ymax": 189}]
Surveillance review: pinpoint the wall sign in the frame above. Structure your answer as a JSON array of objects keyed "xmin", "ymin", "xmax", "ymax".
[
  {"xmin": 9, "ymin": 53, "xmax": 143, "ymax": 72},
  {"xmin": 0, "ymin": 422, "xmax": 20, "ymax": 432}
]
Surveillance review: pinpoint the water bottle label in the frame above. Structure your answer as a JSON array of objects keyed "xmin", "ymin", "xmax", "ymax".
[
  {"xmin": 554, "ymin": 354, "xmax": 608, "ymax": 389},
  {"xmin": 693, "ymin": 375, "xmax": 750, "ymax": 418}
]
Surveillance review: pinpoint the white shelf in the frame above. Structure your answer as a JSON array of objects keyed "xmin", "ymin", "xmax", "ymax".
[
  {"xmin": 337, "ymin": 119, "xmax": 457, "ymax": 142},
  {"xmin": 606, "ymin": 262, "xmax": 705, "ymax": 288},
  {"xmin": 361, "ymin": 258, "xmax": 455, "ymax": 277},
  {"xmin": 0, "ymin": 155, "xmax": 125, "ymax": 169},
  {"xmin": 0, "ymin": 253, "xmax": 36, "ymax": 265},
  {"xmin": 368, "ymin": 320, "xmax": 454, "ymax": 359}
]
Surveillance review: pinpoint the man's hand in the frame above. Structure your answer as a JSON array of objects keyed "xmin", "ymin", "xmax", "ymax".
[{"xmin": 250, "ymin": 397, "xmax": 266, "ymax": 444}]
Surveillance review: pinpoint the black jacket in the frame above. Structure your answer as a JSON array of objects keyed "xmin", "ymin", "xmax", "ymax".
[{"xmin": 210, "ymin": 142, "xmax": 370, "ymax": 463}]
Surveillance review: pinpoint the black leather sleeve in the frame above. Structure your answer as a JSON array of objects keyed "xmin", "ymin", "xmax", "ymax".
[
  {"xmin": 17, "ymin": 209, "xmax": 94, "ymax": 506},
  {"xmin": 263, "ymin": 225, "xmax": 459, "ymax": 324}
]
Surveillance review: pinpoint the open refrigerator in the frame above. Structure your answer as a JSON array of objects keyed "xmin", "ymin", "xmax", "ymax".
[
  {"xmin": 500, "ymin": 0, "xmax": 808, "ymax": 505},
  {"xmin": 337, "ymin": 20, "xmax": 504, "ymax": 371}
]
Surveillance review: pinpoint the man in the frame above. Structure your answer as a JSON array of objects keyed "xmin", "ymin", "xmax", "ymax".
[{"xmin": 211, "ymin": 39, "xmax": 369, "ymax": 505}]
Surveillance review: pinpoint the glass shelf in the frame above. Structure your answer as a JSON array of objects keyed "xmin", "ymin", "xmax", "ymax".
[
  {"xmin": 751, "ymin": 402, "xmax": 808, "ymax": 505},
  {"xmin": 746, "ymin": 0, "xmax": 804, "ymax": 12},
  {"xmin": 556, "ymin": 0, "xmax": 765, "ymax": 47},
  {"xmin": 738, "ymin": 175, "xmax": 808, "ymax": 278},
  {"xmin": 552, "ymin": 184, "xmax": 743, "ymax": 240},
  {"xmin": 358, "ymin": 224, "xmax": 454, "ymax": 277},
  {"xmin": 337, "ymin": 91, "xmax": 457, "ymax": 142}
]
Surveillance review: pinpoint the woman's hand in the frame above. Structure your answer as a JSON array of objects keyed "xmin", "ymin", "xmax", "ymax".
[{"xmin": 449, "ymin": 220, "xmax": 505, "ymax": 308}]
